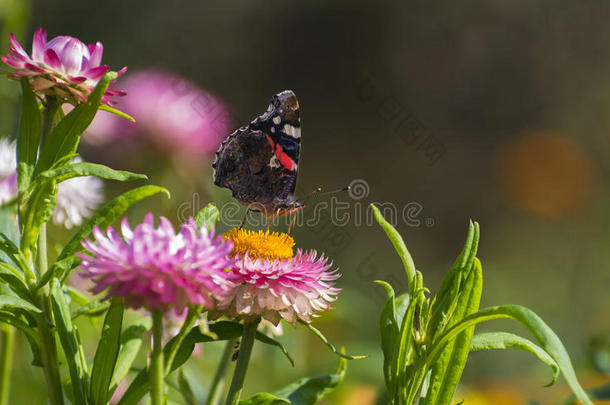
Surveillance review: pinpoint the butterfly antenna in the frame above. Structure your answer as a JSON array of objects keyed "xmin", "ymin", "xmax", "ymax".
[{"xmin": 300, "ymin": 186, "xmax": 350, "ymax": 201}]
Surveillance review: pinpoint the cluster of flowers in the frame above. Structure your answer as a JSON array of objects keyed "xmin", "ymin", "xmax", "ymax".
[
  {"xmin": 78, "ymin": 216, "xmax": 341, "ymax": 324},
  {"xmin": 1, "ymin": 29, "xmax": 341, "ymax": 324}
]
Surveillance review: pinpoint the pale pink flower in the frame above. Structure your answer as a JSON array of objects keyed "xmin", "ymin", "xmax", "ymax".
[
  {"xmin": 78, "ymin": 215, "xmax": 235, "ymax": 314},
  {"xmin": 219, "ymin": 250, "xmax": 341, "ymax": 325},
  {"xmin": 84, "ymin": 70, "xmax": 232, "ymax": 157},
  {"xmin": 1, "ymin": 28, "xmax": 126, "ymax": 105}
]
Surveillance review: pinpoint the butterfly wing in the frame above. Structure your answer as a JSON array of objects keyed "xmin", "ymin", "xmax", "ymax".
[{"xmin": 212, "ymin": 90, "xmax": 302, "ymax": 214}]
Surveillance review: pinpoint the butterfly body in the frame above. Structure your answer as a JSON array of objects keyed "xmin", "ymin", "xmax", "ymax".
[{"xmin": 213, "ymin": 90, "xmax": 305, "ymax": 217}]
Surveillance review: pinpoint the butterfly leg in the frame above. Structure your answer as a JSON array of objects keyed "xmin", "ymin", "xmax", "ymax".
[
  {"xmin": 239, "ymin": 208, "xmax": 250, "ymax": 229},
  {"xmin": 287, "ymin": 213, "xmax": 297, "ymax": 234},
  {"xmin": 265, "ymin": 216, "xmax": 272, "ymax": 232}
]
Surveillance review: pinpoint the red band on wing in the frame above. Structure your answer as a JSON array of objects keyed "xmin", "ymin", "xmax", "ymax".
[{"xmin": 266, "ymin": 134, "xmax": 295, "ymax": 171}]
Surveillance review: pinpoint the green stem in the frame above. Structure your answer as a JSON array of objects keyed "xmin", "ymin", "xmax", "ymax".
[
  {"xmin": 164, "ymin": 308, "xmax": 198, "ymax": 375},
  {"xmin": 206, "ymin": 339, "xmax": 237, "ymax": 405},
  {"xmin": 0, "ymin": 325, "xmax": 14, "ymax": 405},
  {"xmin": 36, "ymin": 292, "xmax": 64, "ymax": 405},
  {"xmin": 150, "ymin": 311, "xmax": 165, "ymax": 405},
  {"xmin": 32, "ymin": 99, "xmax": 64, "ymax": 405},
  {"xmin": 224, "ymin": 319, "xmax": 260, "ymax": 405}
]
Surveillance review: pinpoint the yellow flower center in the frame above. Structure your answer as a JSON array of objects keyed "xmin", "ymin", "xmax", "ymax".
[{"xmin": 225, "ymin": 228, "xmax": 294, "ymax": 261}]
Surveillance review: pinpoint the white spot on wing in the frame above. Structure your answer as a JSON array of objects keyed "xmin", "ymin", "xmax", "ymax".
[
  {"xmin": 283, "ymin": 124, "xmax": 301, "ymax": 138},
  {"xmin": 272, "ymin": 116, "xmax": 281, "ymax": 125},
  {"xmin": 269, "ymin": 155, "xmax": 281, "ymax": 168}
]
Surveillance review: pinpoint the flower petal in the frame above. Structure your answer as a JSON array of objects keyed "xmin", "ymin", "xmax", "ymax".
[
  {"xmin": 31, "ymin": 28, "xmax": 47, "ymax": 62},
  {"xmin": 44, "ymin": 49, "xmax": 62, "ymax": 70},
  {"xmin": 84, "ymin": 65, "xmax": 110, "ymax": 81},
  {"xmin": 59, "ymin": 38, "xmax": 86, "ymax": 74},
  {"xmin": 9, "ymin": 33, "xmax": 30, "ymax": 60},
  {"xmin": 88, "ymin": 42, "xmax": 104, "ymax": 67}
]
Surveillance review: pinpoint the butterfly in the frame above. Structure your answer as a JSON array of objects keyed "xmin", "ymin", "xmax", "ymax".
[{"xmin": 212, "ymin": 90, "xmax": 306, "ymax": 221}]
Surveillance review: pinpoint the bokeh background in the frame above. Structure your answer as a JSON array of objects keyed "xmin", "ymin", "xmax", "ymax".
[{"xmin": 1, "ymin": 0, "xmax": 610, "ymax": 403}]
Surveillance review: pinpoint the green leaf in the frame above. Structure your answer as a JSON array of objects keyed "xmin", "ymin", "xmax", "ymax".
[
  {"xmin": 0, "ymin": 262, "xmax": 29, "ymax": 298},
  {"xmin": 565, "ymin": 382, "xmax": 610, "ymax": 404},
  {"xmin": 426, "ymin": 304, "xmax": 593, "ymax": 405},
  {"xmin": 240, "ymin": 356, "xmax": 348, "ymax": 405},
  {"xmin": 371, "ymin": 203, "xmax": 416, "ymax": 290},
  {"xmin": 0, "ymin": 310, "xmax": 41, "ymax": 366},
  {"xmin": 35, "ymin": 71, "xmax": 117, "ymax": 175},
  {"xmin": 109, "ymin": 317, "xmax": 152, "ymax": 395},
  {"xmin": 427, "ymin": 221, "xmax": 480, "ymax": 341},
  {"xmin": 423, "ymin": 258, "xmax": 483, "ymax": 405},
  {"xmin": 71, "ymin": 299, "xmax": 110, "ymax": 320},
  {"xmin": 470, "ymin": 332, "xmax": 559, "ymax": 386},
  {"xmin": 375, "ymin": 280, "xmax": 399, "ymax": 393},
  {"xmin": 239, "ymin": 393, "xmax": 290, "ymax": 405},
  {"xmin": 304, "ymin": 323, "xmax": 366, "ymax": 360},
  {"xmin": 50, "ymin": 280, "xmax": 88, "ymax": 405},
  {"xmin": 37, "ymin": 162, "xmax": 147, "ymax": 184},
  {"xmin": 90, "ymin": 299, "xmax": 124, "ymax": 405},
  {"xmin": 0, "ymin": 231, "xmax": 31, "ymax": 278},
  {"xmin": 44, "ymin": 185, "xmax": 170, "ymax": 285},
  {"xmin": 177, "ymin": 370, "xmax": 198, "ymax": 405},
  {"xmin": 118, "ymin": 321, "xmax": 294, "ymax": 405},
  {"xmin": 194, "ymin": 203, "xmax": 220, "ymax": 230},
  {"xmin": 19, "ymin": 180, "xmax": 57, "ymax": 252},
  {"xmin": 98, "ymin": 105, "xmax": 135, "ymax": 122},
  {"xmin": 17, "ymin": 78, "xmax": 41, "ymax": 195},
  {"xmin": 0, "ymin": 284, "xmax": 40, "ymax": 313}
]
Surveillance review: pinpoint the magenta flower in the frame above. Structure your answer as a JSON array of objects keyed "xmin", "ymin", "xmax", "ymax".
[
  {"xmin": 218, "ymin": 228, "xmax": 341, "ymax": 325},
  {"xmin": 1, "ymin": 28, "xmax": 126, "ymax": 105},
  {"xmin": 78, "ymin": 214, "xmax": 235, "ymax": 314},
  {"xmin": 84, "ymin": 70, "xmax": 232, "ymax": 157},
  {"xmin": 219, "ymin": 251, "xmax": 341, "ymax": 325}
]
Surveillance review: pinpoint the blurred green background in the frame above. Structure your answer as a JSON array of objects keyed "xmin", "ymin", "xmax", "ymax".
[{"xmin": 2, "ymin": 0, "xmax": 610, "ymax": 403}]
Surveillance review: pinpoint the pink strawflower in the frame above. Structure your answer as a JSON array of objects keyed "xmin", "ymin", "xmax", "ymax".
[
  {"xmin": 218, "ymin": 228, "xmax": 341, "ymax": 325},
  {"xmin": 84, "ymin": 70, "xmax": 232, "ymax": 156},
  {"xmin": 78, "ymin": 214, "xmax": 235, "ymax": 314},
  {"xmin": 1, "ymin": 28, "xmax": 126, "ymax": 105}
]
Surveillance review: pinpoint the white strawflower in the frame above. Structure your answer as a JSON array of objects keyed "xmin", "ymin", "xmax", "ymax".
[
  {"xmin": 0, "ymin": 139, "xmax": 17, "ymax": 204},
  {"xmin": 52, "ymin": 165, "xmax": 103, "ymax": 229},
  {"xmin": 0, "ymin": 138, "xmax": 103, "ymax": 228}
]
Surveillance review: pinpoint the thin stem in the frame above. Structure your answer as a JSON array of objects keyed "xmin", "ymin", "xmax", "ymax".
[
  {"xmin": 32, "ymin": 98, "xmax": 64, "ymax": 405},
  {"xmin": 150, "ymin": 311, "xmax": 165, "ymax": 405},
  {"xmin": 164, "ymin": 308, "xmax": 198, "ymax": 375},
  {"xmin": 0, "ymin": 325, "xmax": 14, "ymax": 405},
  {"xmin": 36, "ymin": 297, "xmax": 64, "ymax": 405},
  {"xmin": 206, "ymin": 339, "xmax": 237, "ymax": 405},
  {"xmin": 224, "ymin": 319, "xmax": 260, "ymax": 405}
]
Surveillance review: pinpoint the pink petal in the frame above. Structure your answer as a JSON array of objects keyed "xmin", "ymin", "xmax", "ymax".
[
  {"xmin": 88, "ymin": 42, "xmax": 103, "ymax": 67},
  {"xmin": 24, "ymin": 63, "xmax": 46, "ymax": 73},
  {"xmin": 9, "ymin": 33, "xmax": 29, "ymax": 60},
  {"xmin": 84, "ymin": 65, "xmax": 109, "ymax": 80},
  {"xmin": 68, "ymin": 76, "xmax": 87, "ymax": 83},
  {"xmin": 105, "ymin": 88, "xmax": 126, "ymax": 96},
  {"xmin": 44, "ymin": 49, "xmax": 62, "ymax": 70},
  {"xmin": 13, "ymin": 70, "xmax": 38, "ymax": 77},
  {"xmin": 1, "ymin": 56, "xmax": 23, "ymax": 69},
  {"xmin": 116, "ymin": 66, "xmax": 128, "ymax": 76},
  {"xmin": 31, "ymin": 28, "xmax": 47, "ymax": 62},
  {"xmin": 59, "ymin": 38, "xmax": 85, "ymax": 74}
]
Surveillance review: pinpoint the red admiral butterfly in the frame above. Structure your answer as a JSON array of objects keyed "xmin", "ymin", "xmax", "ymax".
[{"xmin": 212, "ymin": 90, "xmax": 305, "ymax": 219}]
